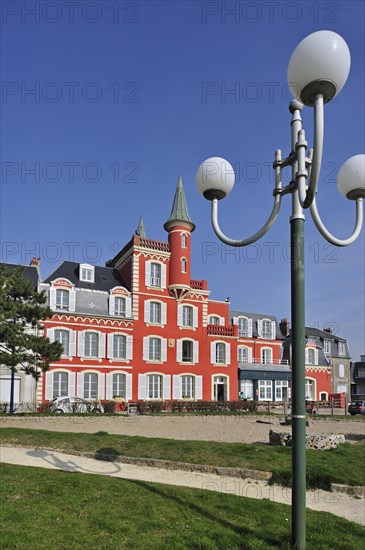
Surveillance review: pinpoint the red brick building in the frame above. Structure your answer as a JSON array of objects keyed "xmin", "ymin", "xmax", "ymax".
[{"xmin": 35, "ymin": 177, "xmax": 294, "ymax": 404}]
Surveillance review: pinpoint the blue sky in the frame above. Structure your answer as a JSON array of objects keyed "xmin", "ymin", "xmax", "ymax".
[{"xmin": 1, "ymin": 0, "xmax": 364, "ymax": 359}]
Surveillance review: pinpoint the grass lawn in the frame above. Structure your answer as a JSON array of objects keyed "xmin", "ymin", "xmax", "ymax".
[
  {"xmin": 1, "ymin": 427, "xmax": 364, "ymax": 488},
  {"xmin": 1, "ymin": 463, "xmax": 364, "ymax": 550}
]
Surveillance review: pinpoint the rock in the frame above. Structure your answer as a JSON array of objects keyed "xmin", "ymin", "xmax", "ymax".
[{"xmin": 269, "ymin": 430, "xmax": 346, "ymax": 450}]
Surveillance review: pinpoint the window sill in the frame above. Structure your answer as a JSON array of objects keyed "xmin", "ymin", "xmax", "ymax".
[
  {"xmin": 178, "ymin": 326, "xmax": 196, "ymax": 331},
  {"xmin": 145, "ymin": 360, "xmax": 165, "ymax": 364},
  {"xmin": 178, "ymin": 362, "xmax": 196, "ymax": 366},
  {"xmin": 212, "ymin": 363, "xmax": 229, "ymax": 367},
  {"xmin": 80, "ymin": 357, "xmax": 103, "ymax": 362},
  {"xmin": 108, "ymin": 359, "xmax": 131, "ymax": 363},
  {"xmin": 145, "ymin": 323, "xmax": 165, "ymax": 328}
]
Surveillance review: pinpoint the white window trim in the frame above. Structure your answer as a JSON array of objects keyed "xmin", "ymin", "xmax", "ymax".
[{"xmin": 79, "ymin": 263, "xmax": 95, "ymax": 283}]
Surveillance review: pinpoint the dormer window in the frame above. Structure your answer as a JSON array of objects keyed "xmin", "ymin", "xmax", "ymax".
[
  {"xmin": 80, "ymin": 264, "xmax": 95, "ymax": 283},
  {"xmin": 114, "ymin": 297, "xmax": 126, "ymax": 317},
  {"xmin": 56, "ymin": 289, "xmax": 69, "ymax": 310}
]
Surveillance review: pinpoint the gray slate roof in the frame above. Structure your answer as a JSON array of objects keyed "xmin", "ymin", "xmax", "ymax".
[
  {"xmin": 44, "ymin": 261, "xmax": 128, "ymax": 291},
  {"xmin": 229, "ymin": 309, "xmax": 286, "ymax": 339}
]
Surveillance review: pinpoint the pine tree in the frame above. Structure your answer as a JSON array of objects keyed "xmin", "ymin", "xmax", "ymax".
[{"xmin": 0, "ymin": 263, "xmax": 62, "ymax": 378}]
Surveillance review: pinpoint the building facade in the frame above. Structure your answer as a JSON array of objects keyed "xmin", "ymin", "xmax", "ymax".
[
  {"xmin": 36, "ymin": 178, "xmax": 287, "ymax": 404},
  {"xmin": 1, "ymin": 178, "xmax": 353, "ymax": 406}
]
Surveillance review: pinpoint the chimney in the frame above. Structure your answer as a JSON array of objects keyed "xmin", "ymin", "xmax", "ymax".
[
  {"xmin": 30, "ymin": 257, "xmax": 41, "ymax": 279},
  {"xmin": 280, "ymin": 318, "xmax": 290, "ymax": 337},
  {"xmin": 323, "ymin": 326, "xmax": 333, "ymax": 334}
]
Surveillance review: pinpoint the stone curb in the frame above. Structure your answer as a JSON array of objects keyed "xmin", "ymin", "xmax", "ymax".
[{"xmin": 1, "ymin": 444, "xmax": 270, "ymax": 481}]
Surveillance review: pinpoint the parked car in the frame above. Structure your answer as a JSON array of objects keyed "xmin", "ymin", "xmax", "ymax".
[
  {"xmin": 49, "ymin": 396, "xmax": 104, "ymax": 414},
  {"xmin": 347, "ymin": 400, "xmax": 365, "ymax": 415}
]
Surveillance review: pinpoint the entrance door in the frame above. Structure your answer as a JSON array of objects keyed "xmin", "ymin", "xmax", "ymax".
[{"xmin": 214, "ymin": 376, "xmax": 227, "ymax": 401}]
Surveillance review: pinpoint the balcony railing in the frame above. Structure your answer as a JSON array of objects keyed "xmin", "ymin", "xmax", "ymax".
[
  {"xmin": 241, "ymin": 358, "xmax": 289, "ymax": 366},
  {"xmin": 207, "ymin": 324, "xmax": 238, "ymax": 337},
  {"xmin": 190, "ymin": 279, "xmax": 208, "ymax": 290},
  {"xmin": 136, "ymin": 236, "xmax": 170, "ymax": 252}
]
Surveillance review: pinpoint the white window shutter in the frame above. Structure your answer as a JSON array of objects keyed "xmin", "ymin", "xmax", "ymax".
[
  {"xmin": 176, "ymin": 339, "xmax": 182, "ymax": 362},
  {"xmin": 232, "ymin": 316, "xmax": 238, "ymax": 325},
  {"xmin": 126, "ymin": 335, "xmax": 133, "ymax": 360},
  {"xmin": 161, "ymin": 339, "xmax": 167, "ymax": 362},
  {"xmin": 195, "ymin": 376, "xmax": 203, "ymax": 400},
  {"xmin": 144, "ymin": 300, "xmax": 150, "ymax": 323},
  {"xmin": 210, "ymin": 342, "xmax": 216, "ymax": 363},
  {"xmin": 257, "ymin": 319, "xmax": 262, "ymax": 338},
  {"xmin": 138, "ymin": 374, "xmax": 147, "ymax": 399},
  {"xmin": 172, "ymin": 375, "xmax": 182, "ymax": 400},
  {"xmin": 78, "ymin": 332, "xmax": 85, "ymax": 357},
  {"xmin": 45, "ymin": 371, "xmax": 54, "ymax": 400},
  {"xmin": 226, "ymin": 343, "xmax": 231, "ymax": 365},
  {"xmin": 107, "ymin": 334, "xmax": 114, "ymax": 359},
  {"xmin": 69, "ymin": 372, "xmax": 75, "ymax": 396},
  {"xmin": 305, "ymin": 349, "xmax": 309, "ymax": 364},
  {"xmin": 271, "ymin": 321, "xmax": 276, "ymax": 340},
  {"xmin": 145, "ymin": 261, "xmax": 151, "ymax": 287},
  {"xmin": 193, "ymin": 341, "xmax": 199, "ymax": 363},
  {"xmin": 47, "ymin": 328, "xmax": 54, "ymax": 341},
  {"xmin": 98, "ymin": 373, "xmax": 105, "ymax": 400},
  {"xmin": 109, "ymin": 295, "xmax": 115, "ymax": 316},
  {"xmin": 314, "ymin": 349, "xmax": 319, "ymax": 365},
  {"xmin": 248, "ymin": 347, "xmax": 253, "ymax": 363},
  {"xmin": 49, "ymin": 287, "xmax": 56, "ymax": 310},
  {"xmin": 77, "ymin": 372, "xmax": 84, "ymax": 397},
  {"xmin": 220, "ymin": 317, "xmax": 225, "ymax": 326},
  {"xmin": 193, "ymin": 306, "xmax": 198, "ymax": 328},
  {"xmin": 69, "ymin": 330, "xmax": 76, "ymax": 356},
  {"xmin": 161, "ymin": 303, "xmax": 167, "ymax": 325},
  {"xmin": 69, "ymin": 289, "xmax": 76, "ymax": 312},
  {"xmin": 106, "ymin": 373, "xmax": 113, "ymax": 400},
  {"xmin": 126, "ymin": 374, "xmax": 132, "ymax": 400},
  {"xmin": 247, "ymin": 319, "xmax": 253, "ymax": 338},
  {"xmin": 161, "ymin": 264, "xmax": 166, "ymax": 289},
  {"xmin": 126, "ymin": 296, "xmax": 132, "ymax": 318},
  {"xmin": 177, "ymin": 304, "xmax": 183, "ymax": 327},
  {"xmin": 143, "ymin": 337, "xmax": 149, "ymax": 360},
  {"xmin": 163, "ymin": 375, "xmax": 171, "ymax": 400},
  {"xmin": 99, "ymin": 333, "xmax": 106, "ymax": 359}
]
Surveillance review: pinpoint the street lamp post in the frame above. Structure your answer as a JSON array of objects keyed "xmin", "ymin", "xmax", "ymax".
[{"xmin": 196, "ymin": 31, "xmax": 364, "ymax": 550}]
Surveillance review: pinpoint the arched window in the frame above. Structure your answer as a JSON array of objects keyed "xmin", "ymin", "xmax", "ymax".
[
  {"xmin": 216, "ymin": 343, "xmax": 226, "ymax": 363},
  {"xmin": 53, "ymin": 372, "xmax": 68, "ymax": 398},
  {"xmin": 150, "ymin": 302, "xmax": 162, "ymax": 324},
  {"xmin": 307, "ymin": 349, "xmax": 316, "ymax": 364},
  {"xmin": 54, "ymin": 329, "xmax": 70, "ymax": 356},
  {"xmin": 149, "ymin": 338, "xmax": 161, "ymax": 361},
  {"xmin": 114, "ymin": 297, "xmax": 126, "ymax": 317},
  {"xmin": 147, "ymin": 374, "xmax": 162, "ymax": 399},
  {"xmin": 261, "ymin": 348, "xmax": 272, "ymax": 364},
  {"xmin": 209, "ymin": 316, "xmax": 220, "ymax": 325},
  {"xmin": 113, "ymin": 334, "xmax": 126, "ymax": 359},
  {"xmin": 181, "ymin": 258, "xmax": 187, "ymax": 273},
  {"xmin": 150, "ymin": 263, "xmax": 161, "ymax": 287},
  {"xmin": 113, "ymin": 373, "xmax": 126, "ymax": 398},
  {"xmin": 238, "ymin": 346, "xmax": 249, "ymax": 363},
  {"xmin": 56, "ymin": 289, "xmax": 69, "ymax": 310},
  {"xmin": 238, "ymin": 317, "xmax": 248, "ymax": 337},
  {"xmin": 181, "ymin": 375, "xmax": 195, "ymax": 398},
  {"xmin": 182, "ymin": 305, "xmax": 193, "ymax": 327},
  {"xmin": 84, "ymin": 373, "xmax": 98, "ymax": 399},
  {"xmin": 84, "ymin": 332, "xmax": 99, "ymax": 358},
  {"xmin": 181, "ymin": 233, "xmax": 187, "ymax": 248}
]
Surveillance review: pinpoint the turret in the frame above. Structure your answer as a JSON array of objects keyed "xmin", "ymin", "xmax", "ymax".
[{"xmin": 164, "ymin": 176, "xmax": 195, "ymax": 300}]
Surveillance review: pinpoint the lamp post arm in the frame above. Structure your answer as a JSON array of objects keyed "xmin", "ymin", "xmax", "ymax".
[
  {"xmin": 211, "ymin": 194, "xmax": 282, "ymax": 247},
  {"xmin": 303, "ymin": 94, "xmax": 324, "ymax": 208},
  {"xmin": 310, "ymin": 196, "xmax": 363, "ymax": 246}
]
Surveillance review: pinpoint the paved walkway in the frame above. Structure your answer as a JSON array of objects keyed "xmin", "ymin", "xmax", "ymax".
[{"xmin": 1, "ymin": 446, "xmax": 364, "ymax": 526}]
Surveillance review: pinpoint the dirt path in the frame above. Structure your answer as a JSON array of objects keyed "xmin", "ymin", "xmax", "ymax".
[
  {"xmin": 1, "ymin": 414, "xmax": 364, "ymax": 444},
  {"xmin": 1, "ymin": 445, "xmax": 364, "ymax": 526}
]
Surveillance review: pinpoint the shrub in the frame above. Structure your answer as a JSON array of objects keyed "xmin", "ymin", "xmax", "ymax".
[{"xmin": 103, "ymin": 401, "xmax": 116, "ymax": 414}]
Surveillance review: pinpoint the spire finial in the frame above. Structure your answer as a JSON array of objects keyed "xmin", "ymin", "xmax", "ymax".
[
  {"xmin": 164, "ymin": 175, "xmax": 195, "ymax": 232},
  {"xmin": 135, "ymin": 216, "xmax": 146, "ymax": 238}
]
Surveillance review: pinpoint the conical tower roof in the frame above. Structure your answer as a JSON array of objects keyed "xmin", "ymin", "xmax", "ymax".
[
  {"xmin": 164, "ymin": 175, "xmax": 195, "ymax": 232},
  {"xmin": 135, "ymin": 216, "xmax": 146, "ymax": 238}
]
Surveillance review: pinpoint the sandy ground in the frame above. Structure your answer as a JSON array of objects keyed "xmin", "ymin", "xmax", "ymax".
[
  {"xmin": 1, "ymin": 414, "xmax": 364, "ymax": 444},
  {"xmin": 1, "ymin": 445, "xmax": 364, "ymax": 526}
]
